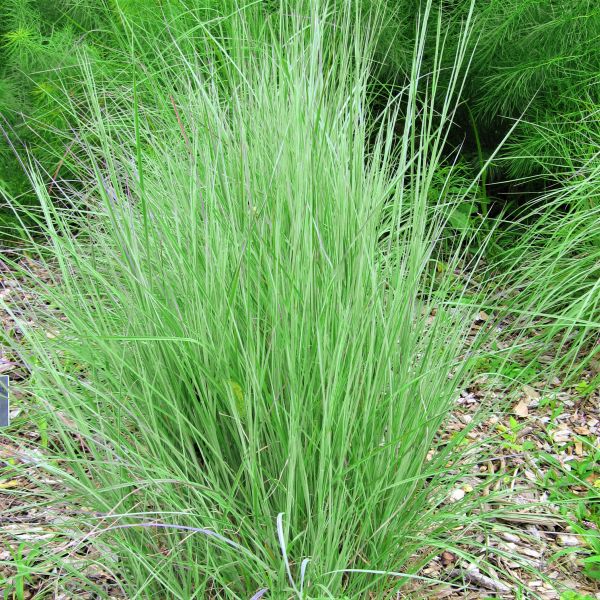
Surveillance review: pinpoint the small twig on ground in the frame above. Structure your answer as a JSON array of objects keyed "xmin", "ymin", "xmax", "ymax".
[{"xmin": 450, "ymin": 564, "xmax": 510, "ymax": 594}]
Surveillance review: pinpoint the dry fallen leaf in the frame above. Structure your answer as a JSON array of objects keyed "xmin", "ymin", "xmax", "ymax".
[
  {"xmin": 574, "ymin": 426, "xmax": 590, "ymax": 435},
  {"xmin": 0, "ymin": 361, "xmax": 14, "ymax": 374},
  {"xmin": 558, "ymin": 534, "xmax": 580, "ymax": 547},
  {"xmin": 513, "ymin": 398, "xmax": 529, "ymax": 418},
  {"xmin": 523, "ymin": 384, "xmax": 540, "ymax": 400},
  {"xmin": 450, "ymin": 488, "xmax": 465, "ymax": 502},
  {"xmin": 553, "ymin": 428, "xmax": 572, "ymax": 443},
  {"xmin": 0, "ymin": 479, "xmax": 20, "ymax": 489}
]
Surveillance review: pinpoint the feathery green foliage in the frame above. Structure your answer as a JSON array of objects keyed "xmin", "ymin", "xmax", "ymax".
[{"xmin": 0, "ymin": 0, "xmax": 265, "ymax": 238}]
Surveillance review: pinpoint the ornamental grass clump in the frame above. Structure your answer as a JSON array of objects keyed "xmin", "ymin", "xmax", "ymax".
[{"xmin": 1, "ymin": 2, "xmax": 525, "ymax": 597}]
